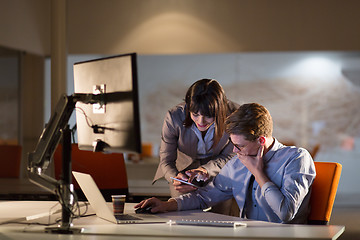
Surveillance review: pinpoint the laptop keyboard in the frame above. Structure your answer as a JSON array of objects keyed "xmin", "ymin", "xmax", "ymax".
[{"xmin": 115, "ymin": 214, "xmax": 143, "ymax": 221}]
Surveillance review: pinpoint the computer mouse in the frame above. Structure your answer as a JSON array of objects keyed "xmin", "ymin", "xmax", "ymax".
[{"xmin": 135, "ymin": 206, "xmax": 153, "ymax": 214}]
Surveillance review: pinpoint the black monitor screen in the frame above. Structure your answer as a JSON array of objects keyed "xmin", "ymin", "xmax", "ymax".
[{"xmin": 73, "ymin": 53, "xmax": 141, "ymax": 153}]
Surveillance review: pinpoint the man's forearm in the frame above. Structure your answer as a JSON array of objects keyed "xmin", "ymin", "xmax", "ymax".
[{"xmin": 255, "ymin": 171, "xmax": 271, "ymax": 188}]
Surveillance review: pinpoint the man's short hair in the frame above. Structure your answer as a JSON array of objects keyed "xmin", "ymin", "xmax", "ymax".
[{"xmin": 225, "ymin": 103, "xmax": 273, "ymax": 141}]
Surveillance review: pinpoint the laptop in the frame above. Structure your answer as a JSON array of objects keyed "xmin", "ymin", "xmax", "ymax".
[{"xmin": 72, "ymin": 171, "xmax": 167, "ymax": 224}]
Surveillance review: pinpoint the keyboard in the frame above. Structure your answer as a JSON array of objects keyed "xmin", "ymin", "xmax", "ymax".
[
  {"xmin": 115, "ymin": 214, "xmax": 143, "ymax": 221},
  {"xmin": 168, "ymin": 219, "xmax": 247, "ymax": 227}
]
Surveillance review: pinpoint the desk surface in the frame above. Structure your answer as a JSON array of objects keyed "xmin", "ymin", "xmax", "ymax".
[{"xmin": 0, "ymin": 201, "xmax": 345, "ymax": 240}]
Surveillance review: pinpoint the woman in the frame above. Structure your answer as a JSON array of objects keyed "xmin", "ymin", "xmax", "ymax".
[{"xmin": 153, "ymin": 79, "xmax": 239, "ymax": 211}]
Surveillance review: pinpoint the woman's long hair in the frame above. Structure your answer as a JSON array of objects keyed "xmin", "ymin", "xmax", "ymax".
[{"xmin": 183, "ymin": 79, "xmax": 229, "ymax": 148}]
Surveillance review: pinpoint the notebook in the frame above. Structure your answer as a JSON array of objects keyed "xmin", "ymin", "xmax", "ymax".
[{"xmin": 72, "ymin": 171, "xmax": 167, "ymax": 224}]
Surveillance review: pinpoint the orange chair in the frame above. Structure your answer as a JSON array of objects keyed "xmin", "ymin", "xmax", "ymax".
[
  {"xmin": 54, "ymin": 144, "xmax": 128, "ymax": 201},
  {"xmin": 308, "ymin": 162, "xmax": 342, "ymax": 225},
  {"xmin": 0, "ymin": 144, "xmax": 22, "ymax": 178}
]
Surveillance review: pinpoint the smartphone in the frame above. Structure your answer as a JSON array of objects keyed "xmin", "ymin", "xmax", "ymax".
[{"xmin": 170, "ymin": 177, "xmax": 201, "ymax": 188}]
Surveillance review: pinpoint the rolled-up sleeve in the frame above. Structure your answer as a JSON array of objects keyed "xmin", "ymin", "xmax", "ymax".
[
  {"xmin": 261, "ymin": 182, "xmax": 276, "ymax": 197},
  {"xmin": 260, "ymin": 149, "xmax": 316, "ymax": 223}
]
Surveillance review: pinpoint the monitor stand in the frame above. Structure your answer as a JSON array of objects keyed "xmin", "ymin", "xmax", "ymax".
[{"xmin": 45, "ymin": 125, "xmax": 83, "ymax": 234}]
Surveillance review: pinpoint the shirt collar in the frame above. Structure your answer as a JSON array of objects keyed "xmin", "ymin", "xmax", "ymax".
[
  {"xmin": 190, "ymin": 122, "xmax": 215, "ymax": 137},
  {"xmin": 191, "ymin": 123, "xmax": 215, "ymax": 155},
  {"xmin": 263, "ymin": 138, "xmax": 283, "ymax": 163}
]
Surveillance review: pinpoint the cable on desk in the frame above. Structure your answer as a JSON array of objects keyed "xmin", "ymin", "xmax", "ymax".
[
  {"xmin": 54, "ymin": 183, "xmax": 90, "ymax": 221},
  {"xmin": 0, "ymin": 189, "xmax": 91, "ymax": 227}
]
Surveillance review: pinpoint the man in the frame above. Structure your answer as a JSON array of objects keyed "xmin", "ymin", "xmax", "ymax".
[{"xmin": 135, "ymin": 103, "xmax": 316, "ymax": 224}]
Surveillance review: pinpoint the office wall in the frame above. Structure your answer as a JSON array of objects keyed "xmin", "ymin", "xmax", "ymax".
[
  {"xmin": 0, "ymin": 48, "xmax": 44, "ymax": 177},
  {"xmin": 67, "ymin": 0, "xmax": 360, "ymax": 54},
  {"xmin": 0, "ymin": 53, "xmax": 19, "ymax": 144},
  {"xmin": 1, "ymin": 0, "xmax": 360, "ymax": 55},
  {"xmin": 20, "ymin": 52, "xmax": 45, "ymax": 177},
  {"xmin": 0, "ymin": 0, "xmax": 50, "ymax": 55}
]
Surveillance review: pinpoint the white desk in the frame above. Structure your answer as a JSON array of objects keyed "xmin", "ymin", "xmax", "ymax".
[{"xmin": 0, "ymin": 201, "xmax": 345, "ymax": 240}]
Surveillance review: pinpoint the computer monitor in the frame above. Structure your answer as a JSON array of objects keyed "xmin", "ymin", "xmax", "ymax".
[{"xmin": 73, "ymin": 53, "xmax": 141, "ymax": 154}]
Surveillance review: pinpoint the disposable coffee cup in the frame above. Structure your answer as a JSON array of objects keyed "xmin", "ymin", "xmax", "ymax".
[{"xmin": 112, "ymin": 195, "xmax": 126, "ymax": 215}]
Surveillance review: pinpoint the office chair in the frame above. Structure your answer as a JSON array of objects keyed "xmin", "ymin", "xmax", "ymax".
[
  {"xmin": 54, "ymin": 144, "xmax": 128, "ymax": 201},
  {"xmin": 0, "ymin": 144, "xmax": 22, "ymax": 178},
  {"xmin": 308, "ymin": 161, "xmax": 342, "ymax": 225}
]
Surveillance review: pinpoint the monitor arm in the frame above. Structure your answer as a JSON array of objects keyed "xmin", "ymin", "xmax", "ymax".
[
  {"xmin": 28, "ymin": 94, "xmax": 73, "ymax": 192},
  {"xmin": 27, "ymin": 93, "xmax": 103, "ymax": 233},
  {"xmin": 27, "ymin": 90, "xmax": 130, "ymax": 191},
  {"xmin": 27, "ymin": 93, "xmax": 108, "ymax": 190}
]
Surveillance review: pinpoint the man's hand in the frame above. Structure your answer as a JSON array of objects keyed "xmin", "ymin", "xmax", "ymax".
[
  {"xmin": 134, "ymin": 197, "xmax": 178, "ymax": 213},
  {"xmin": 237, "ymin": 145, "xmax": 269, "ymax": 187},
  {"xmin": 237, "ymin": 145, "xmax": 264, "ymax": 174}
]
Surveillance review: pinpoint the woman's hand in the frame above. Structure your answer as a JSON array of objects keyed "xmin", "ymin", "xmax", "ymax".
[
  {"xmin": 172, "ymin": 172, "xmax": 197, "ymax": 194},
  {"xmin": 185, "ymin": 167, "xmax": 209, "ymax": 182}
]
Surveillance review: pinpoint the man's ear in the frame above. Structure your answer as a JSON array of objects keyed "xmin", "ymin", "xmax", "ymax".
[{"xmin": 259, "ymin": 136, "xmax": 266, "ymax": 146}]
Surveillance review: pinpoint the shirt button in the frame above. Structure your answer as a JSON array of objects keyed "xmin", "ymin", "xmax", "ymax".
[{"xmin": 254, "ymin": 204, "xmax": 257, "ymax": 207}]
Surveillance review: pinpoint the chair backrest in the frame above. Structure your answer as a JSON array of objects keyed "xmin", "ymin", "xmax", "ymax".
[
  {"xmin": 308, "ymin": 161, "xmax": 342, "ymax": 225},
  {"xmin": 0, "ymin": 144, "xmax": 22, "ymax": 178},
  {"xmin": 54, "ymin": 144, "xmax": 128, "ymax": 201}
]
